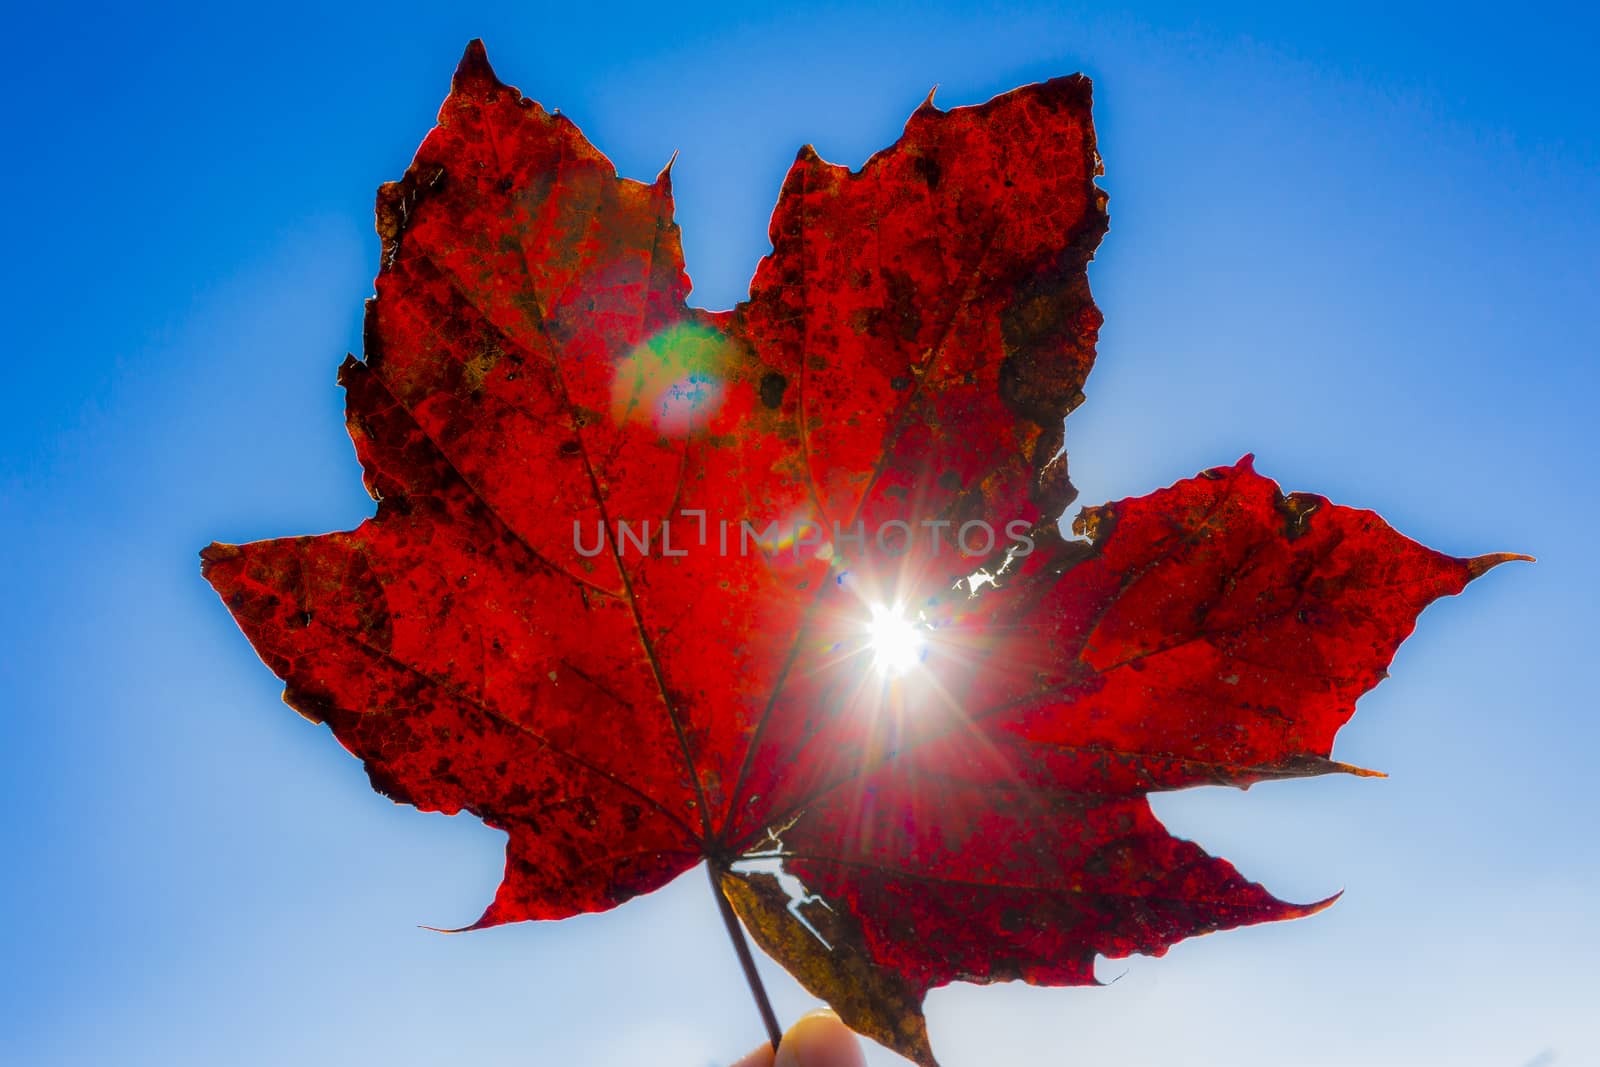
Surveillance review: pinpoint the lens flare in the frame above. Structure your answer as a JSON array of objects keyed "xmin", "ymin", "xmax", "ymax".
[{"xmin": 866, "ymin": 603, "xmax": 925, "ymax": 676}]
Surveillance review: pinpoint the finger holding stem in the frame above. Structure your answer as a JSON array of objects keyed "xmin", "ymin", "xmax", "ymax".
[{"xmin": 732, "ymin": 1010, "xmax": 868, "ymax": 1067}]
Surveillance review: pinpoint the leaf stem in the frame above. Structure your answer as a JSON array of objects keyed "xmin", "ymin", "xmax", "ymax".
[{"xmin": 709, "ymin": 862, "xmax": 782, "ymax": 1050}]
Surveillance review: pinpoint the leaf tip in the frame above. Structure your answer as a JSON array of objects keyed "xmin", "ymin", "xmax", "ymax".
[
  {"xmin": 655, "ymin": 149, "xmax": 679, "ymax": 187},
  {"xmin": 1300, "ymin": 889, "xmax": 1344, "ymax": 917},
  {"xmin": 1466, "ymin": 551, "xmax": 1536, "ymax": 578},
  {"xmin": 454, "ymin": 38, "xmax": 498, "ymax": 90},
  {"xmin": 198, "ymin": 541, "xmax": 240, "ymax": 577},
  {"xmin": 1330, "ymin": 759, "xmax": 1387, "ymax": 780}
]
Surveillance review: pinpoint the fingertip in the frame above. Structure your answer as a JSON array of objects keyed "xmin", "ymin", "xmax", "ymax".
[
  {"xmin": 775, "ymin": 1010, "xmax": 866, "ymax": 1067},
  {"xmin": 730, "ymin": 1040, "xmax": 776, "ymax": 1067}
]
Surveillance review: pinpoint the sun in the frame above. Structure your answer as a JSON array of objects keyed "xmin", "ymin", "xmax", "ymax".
[{"xmin": 866, "ymin": 603, "xmax": 926, "ymax": 676}]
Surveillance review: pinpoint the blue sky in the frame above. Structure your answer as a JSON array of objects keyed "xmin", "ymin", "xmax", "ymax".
[{"xmin": 2, "ymin": 2, "xmax": 1595, "ymax": 1064}]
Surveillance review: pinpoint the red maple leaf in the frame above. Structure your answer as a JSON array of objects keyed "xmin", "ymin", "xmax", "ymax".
[{"xmin": 202, "ymin": 42, "xmax": 1524, "ymax": 1064}]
